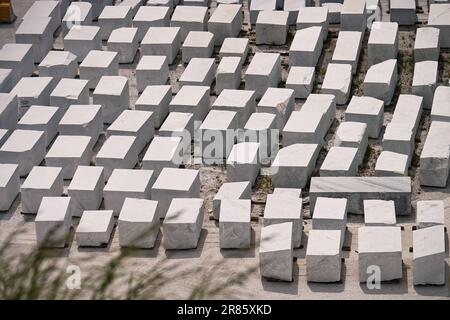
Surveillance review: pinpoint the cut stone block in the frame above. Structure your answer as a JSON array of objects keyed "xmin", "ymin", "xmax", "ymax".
[
  {"xmin": 345, "ymin": 96, "xmax": 384, "ymax": 138},
  {"xmin": 119, "ymin": 0, "xmax": 143, "ymax": 16},
  {"xmin": 364, "ymin": 199, "xmax": 397, "ymax": 226},
  {"xmin": 263, "ymin": 194, "xmax": 303, "ymax": 247},
  {"xmin": 0, "ymin": 68, "xmax": 13, "ymax": 93},
  {"xmin": 260, "ymin": 222, "xmax": 294, "ymax": 281},
  {"xmin": 143, "ymin": 136, "xmax": 184, "ymax": 175},
  {"xmin": 50, "ymin": 79, "xmax": 90, "ymax": 112},
  {"xmin": 416, "ymin": 200, "xmax": 445, "ymax": 229},
  {"xmin": 332, "ymin": 31, "xmax": 363, "ymax": 74},
  {"xmin": 10, "ymin": 77, "xmax": 55, "ymax": 116},
  {"xmin": 227, "ymin": 142, "xmax": 261, "ymax": 185},
  {"xmin": 413, "ymin": 225, "xmax": 446, "ymax": 285},
  {"xmin": 219, "ymin": 199, "xmax": 251, "ymax": 248},
  {"xmin": 17, "ymin": 106, "xmax": 59, "ymax": 147},
  {"xmin": 420, "ymin": 121, "xmax": 450, "ymax": 187},
  {"xmin": 390, "ymin": 0, "xmax": 416, "ymax": 26},
  {"xmin": 412, "ymin": 61, "xmax": 438, "ymax": 109},
  {"xmin": 306, "ymin": 229, "xmax": 342, "ymax": 282},
  {"xmin": 282, "ymin": 110, "xmax": 329, "ymax": 146},
  {"xmin": 428, "ymin": 4, "xmax": 450, "ymax": 48},
  {"xmin": 132, "ymin": 6, "xmax": 170, "ymax": 41},
  {"xmin": 151, "ymin": 168, "xmax": 200, "ymax": 218},
  {"xmin": 35, "ymin": 196, "xmax": 72, "ymax": 248},
  {"xmin": 321, "ymin": 63, "xmax": 352, "ymax": 105},
  {"xmin": 75, "ymin": 210, "xmax": 115, "ymax": 247},
  {"xmin": 285, "ymin": 66, "xmax": 314, "ymax": 99},
  {"xmin": 212, "ymin": 181, "xmax": 251, "ymax": 220},
  {"xmin": 284, "ymin": 0, "xmax": 307, "ymax": 25},
  {"xmin": 21, "ymin": 166, "xmax": 63, "ymax": 214},
  {"xmin": 363, "ymin": 59, "xmax": 397, "ymax": 106},
  {"xmin": 0, "ymin": 93, "xmax": 18, "ymax": 131},
  {"xmin": 93, "ymin": 76, "xmax": 129, "ymax": 124},
  {"xmin": 170, "ymin": 85, "xmax": 210, "ymax": 122},
  {"xmin": 163, "ymin": 198, "xmax": 204, "ymax": 249},
  {"xmin": 216, "ymin": 57, "xmax": 242, "ymax": 94},
  {"xmin": 414, "ymin": 27, "xmax": 440, "ymax": 63},
  {"xmin": 38, "ymin": 51, "xmax": 78, "ymax": 81},
  {"xmin": 244, "ymin": 52, "xmax": 281, "ymax": 99},
  {"xmin": 22, "ymin": 0, "xmax": 61, "ymax": 34},
  {"xmin": 107, "ymin": 27, "xmax": 139, "ymax": 63},
  {"xmin": 334, "ymin": 121, "xmax": 368, "ymax": 165},
  {"xmin": 199, "ymin": 110, "xmax": 238, "ymax": 164},
  {"xmin": 431, "ymin": 86, "xmax": 450, "ymax": 122},
  {"xmin": 320, "ymin": 146, "xmax": 359, "ymax": 176},
  {"xmin": 179, "ymin": 58, "xmax": 216, "ymax": 88},
  {"xmin": 141, "ymin": 27, "xmax": 181, "ymax": 64},
  {"xmin": 107, "ymin": 110, "xmax": 155, "ymax": 153},
  {"xmin": 61, "ymin": 2, "xmax": 93, "ymax": 36},
  {"xmin": 375, "ymin": 151, "xmax": 408, "ymax": 176},
  {"xmin": 104, "ymin": 169, "xmax": 155, "ymax": 215},
  {"xmin": 79, "ymin": 50, "xmax": 119, "ymax": 89},
  {"xmin": 249, "ymin": 0, "xmax": 277, "ymax": 25},
  {"xmin": 341, "ymin": 0, "xmax": 366, "ymax": 33},
  {"xmin": 98, "ymin": 5, "xmax": 132, "ymax": 40},
  {"xmin": 15, "ymin": 18, "xmax": 54, "ymax": 63},
  {"xmin": 256, "ymin": 10, "xmax": 289, "ymax": 45},
  {"xmin": 0, "ymin": 43, "xmax": 34, "ymax": 86},
  {"xmin": 182, "ymin": 31, "xmax": 214, "ymax": 63},
  {"xmin": 296, "ymin": 6, "xmax": 329, "ymax": 41},
  {"xmin": 289, "ymin": 26, "xmax": 323, "ymax": 67},
  {"xmin": 58, "ymin": 105, "xmax": 103, "ymax": 146},
  {"xmin": 310, "ymin": 176, "xmax": 411, "ymax": 215},
  {"xmin": 68, "ymin": 165, "xmax": 105, "ymax": 216},
  {"xmin": 136, "ymin": 55, "xmax": 169, "ymax": 92},
  {"xmin": 257, "ymin": 88, "xmax": 295, "ymax": 131},
  {"xmin": 391, "ymin": 94, "xmax": 423, "ymax": 135},
  {"xmin": 118, "ymin": 198, "xmax": 159, "ymax": 248},
  {"xmin": 219, "ymin": 37, "xmax": 249, "ymax": 65},
  {"xmin": 271, "ymin": 143, "xmax": 319, "ymax": 188},
  {"xmin": 159, "ymin": 112, "xmax": 194, "ymax": 155},
  {"xmin": 135, "ymin": 85, "xmax": 171, "ymax": 128},
  {"xmin": 213, "ymin": 89, "xmax": 256, "ymax": 128},
  {"xmin": 301, "ymin": 93, "xmax": 336, "ymax": 128},
  {"xmin": 382, "ymin": 123, "xmax": 414, "ymax": 166},
  {"xmin": 0, "ymin": 164, "xmax": 20, "ymax": 211},
  {"xmin": 243, "ymin": 112, "xmax": 277, "ymax": 161},
  {"xmin": 0, "ymin": 130, "xmax": 46, "ymax": 176},
  {"xmin": 358, "ymin": 226, "xmax": 402, "ymax": 282},
  {"xmin": 272, "ymin": 187, "xmax": 302, "ymax": 197},
  {"xmin": 64, "ymin": 26, "xmax": 102, "ymax": 62},
  {"xmin": 170, "ymin": 5, "xmax": 208, "ymax": 41},
  {"xmin": 312, "ymin": 197, "xmax": 347, "ymax": 248},
  {"xmin": 208, "ymin": 4, "xmax": 242, "ymax": 45},
  {"xmin": 368, "ymin": 21, "xmax": 399, "ymax": 66}
]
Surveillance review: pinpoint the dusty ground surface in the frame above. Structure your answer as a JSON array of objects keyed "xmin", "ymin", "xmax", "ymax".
[{"xmin": 0, "ymin": 0, "xmax": 449, "ymax": 299}]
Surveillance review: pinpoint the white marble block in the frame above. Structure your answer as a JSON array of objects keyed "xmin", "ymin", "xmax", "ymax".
[
  {"xmin": 227, "ymin": 142, "xmax": 261, "ymax": 185},
  {"xmin": 93, "ymin": 76, "xmax": 129, "ymax": 124},
  {"xmin": 17, "ymin": 106, "xmax": 59, "ymax": 147},
  {"xmin": 413, "ymin": 225, "xmax": 446, "ymax": 285},
  {"xmin": 312, "ymin": 197, "xmax": 347, "ymax": 248},
  {"xmin": 306, "ymin": 229, "xmax": 342, "ymax": 282},
  {"xmin": 133, "ymin": 6, "xmax": 170, "ymax": 41},
  {"xmin": 334, "ymin": 121, "xmax": 368, "ymax": 165},
  {"xmin": 79, "ymin": 50, "xmax": 119, "ymax": 89},
  {"xmin": 263, "ymin": 194, "xmax": 303, "ymax": 247},
  {"xmin": 301, "ymin": 93, "xmax": 336, "ymax": 128},
  {"xmin": 208, "ymin": 4, "xmax": 242, "ymax": 45},
  {"xmin": 118, "ymin": 198, "xmax": 160, "ymax": 248},
  {"xmin": 136, "ymin": 55, "xmax": 169, "ymax": 92},
  {"xmin": 412, "ymin": 60, "xmax": 438, "ymax": 109},
  {"xmin": 375, "ymin": 151, "xmax": 409, "ymax": 176},
  {"xmin": 390, "ymin": 0, "xmax": 416, "ymax": 26},
  {"xmin": 285, "ymin": 66, "xmax": 315, "ymax": 99},
  {"xmin": 61, "ymin": 2, "xmax": 93, "ymax": 36},
  {"xmin": 243, "ymin": 112, "xmax": 277, "ymax": 161},
  {"xmin": 358, "ymin": 226, "xmax": 402, "ymax": 282},
  {"xmin": 213, "ymin": 89, "xmax": 256, "ymax": 128},
  {"xmin": 143, "ymin": 136, "xmax": 184, "ymax": 175},
  {"xmin": 249, "ymin": 0, "xmax": 277, "ymax": 25},
  {"xmin": 159, "ymin": 112, "xmax": 194, "ymax": 155},
  {"xmin": 0, "ymin": 130, "xmax": 46, "ymax": 177},
  {"xmin": 141, "ymin": 27, "xmax": 181, "ymax": 64},
  {"xmin": 15, "ymin": 18, "xmax": 54, "ymax": 63},
  {"xmin": 213, "ymin": 181, "xmax": 251, "ymax": 220},
  {"xmin": 219, "ymin": 37, "xmax": 249, "ymax": 65},
  {"xmin": 272, "ymin": 187, "xmax": 302, "ymax": 197},
  {"xmin": 363, "ymin": 59, "xmax": 397, "ymax": 106},
  {"xmin": 284, "ymin": 0, "xmax": 307, "ymax": 25},
  {"xmin": 260, "ymin": 222, "xmax": 294, "ymax": 281},
  {"xmin": 0, "ymin": 93, "xmax": 18, "ymax": 131},
  {"xmin": 38, "ymin": 51, "xmax": 78, "ymax": 81},
  {"xmin": 216, "ymin": 57, "xmax": 242, "ymax": 94},
  {"xmin": 289, "ymin": 26, "xmax": 323, "ymax": 67},
  {"xmin": 341, "ymin": 0, "xmax": 366, "ymax": 33},
  {"xmin": 271, "ymin": 143, "xmax": 319, "ymax": 188},
  {"xmin": 22, "ymin": 0, "xmax": 61, "ymax": 35},
  {"xmin": 321, "ymin": 63, "xmax": 352, "ymax": 105},
  {"xmin": 320, "ymin": 146, "xmax": 359, "ymax": 176},
  {"xmin": 368, "ymin": 22, "xmax": 398, "ymax": 66},
  {"xmin": 219, "ymin": 199, "xmax": 251, "ymax": 249},
  {"xmin": 170, "ymin": 85, "xmax": 210, "ymax": 122},
  {"xmin": 68, "ymin": 165, "xmax": 105, "ymax": 217},
  {"xmin": 345, "ymin": 95, "xmax": 384, "ymax": 138},
  {"xmin": 151, "ymin": 168, "xmax": 200, "ymax": 218},
  {"xmin": 135, "ymin": 85, "xmax": 171, "ymax": 128},
  {"xmin": 64, "ymin": 26, "xmax": 102, "ymax": 62},
  {"xmin": 282, "ymin": 110, "xmax": 329, "ymax": 146},
  {"xmin": 179, "ymin": 58, "xmax": 216, "ymax": 88},
  {"xmin": 416, "ymin": 200, "xmax": 445, "ymax": 229},
  {"xmin": 35, "ymin": 196, "xmax": 73, "ymax": 247},
  {"xmin": 244, "ymin": 52, "xmax": 281, "ymax": 99},
  {"xmin": 170, "ymin": 5, "xmax": 208, "ymax": 41},
  {"xmin": 104, "ymin": 169, "xmax": 155, "ymax": 215},
  {"xmin": 332, "ymin": 31, "xmax": 363, "ymax": 74},
  {"xmin": 431, "ymin": 86, "xmax": 450, "ymax": 121},
  {"xmin": 163, "ymin": 198, "xmax": 204, "ymax": 249},
  {"xmin": 257, "ymin": 88, "xmax": 294, "ymax": 130},
  {"xmin": 58, "ymin": 105, "xmax": 103, "ymax": 146},
  {"xmin": 256, "ymin": 10, "xmax": 289, "ymax": 45},
  {"xmin": 382, "ymin": 123, "xmax": 414, "ymax": 166},
  {"xmin": 98, "ymin": 5, "xmax": 132, "ymax": 40},
  {"xmin": 0, "ymin": 164, "xmax": 20, "ymax": 211},
  {"xmin": 50, "ymin": 79, "xmax": 90, "ymax": 112},
  {"xmin": 107, "ymin": 110, "xmax": 155, "ymax": 153},
  {"xmin": 21, "ymin": 166, "xmax": 63, "ymax": 214},
  {"xmin": 296, "ymin": 6, "xmax": 329, "ymax": 41},
  {"xmin": 76, "ymin": 210, "xmax": 115, "ymax": 247},
  {"xmin": 391, "ymin": 94, "xmax": 423, "ymax": 135},
  {"xmin": 364, "ymin": 199, "xmax": 397, "ymax": 226},
  {"xmin": 414, "ymin": 27, "xmax": 440, "ymax": 62},
  {"xmin": 107, "ymin": 27, "xmax": 139, "ymax": 63},
  {"xmin": 182, "ymin": 31, "xmax": 214, "ymax": 63},
  {"xmin": 428, "ymin": 4, "xmax": 450, "ymax": 48},
  {"xmin": 0, "ymin": 43, "xmax": 34, "ymax": 86},
  {"xmin": 10, "ymin": 77, "xmax": 55, "ymax": 116}
]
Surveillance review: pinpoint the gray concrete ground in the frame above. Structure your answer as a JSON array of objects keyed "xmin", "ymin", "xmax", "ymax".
[{"xmin": 0, "ymin": 0, "xmax": 449, "ymax": 299}]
